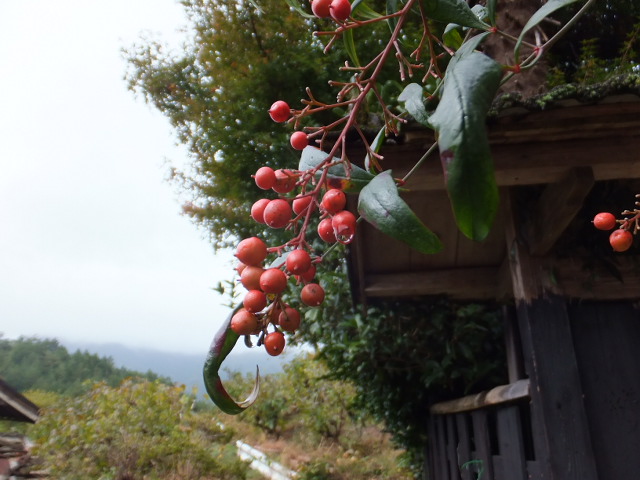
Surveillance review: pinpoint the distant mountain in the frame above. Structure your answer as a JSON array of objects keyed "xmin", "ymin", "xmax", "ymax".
[{"xmin": 61, "ymin": 340, "xmax": 301, "ymax": 396}]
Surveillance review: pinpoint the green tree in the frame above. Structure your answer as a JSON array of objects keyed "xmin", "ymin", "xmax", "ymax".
[
  {"xmin": 31, "ymin": 379, "xmax": 248, "ymax": 480},
  {"xmin": 124, "ymin": 0, "xmax": 346, "ymax": 249},
  {"xmin": 0, "ymin": 336, "xmax": 167, "ymax": 396}
]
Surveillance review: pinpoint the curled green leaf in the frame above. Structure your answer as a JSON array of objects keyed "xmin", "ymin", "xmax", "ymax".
[
  {"xmin": 203, "ymin": 305, "xmax": 260, "ymax": 414},
  {"xmin": 358, "ymin": 171, "xmax": 443, "ymax": 254}
]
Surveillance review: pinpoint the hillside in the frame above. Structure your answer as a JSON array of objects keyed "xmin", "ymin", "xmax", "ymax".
[
  {"xmin": 60, "ymin": 340, "xmax": 296, "ymax": 395},
  {"xmin": 0, "ymin": 336, "xmax": 167, "ymax": 395}
]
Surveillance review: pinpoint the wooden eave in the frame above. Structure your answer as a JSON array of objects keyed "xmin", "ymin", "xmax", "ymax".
[
  {"xmin": 0, "ymin": 378, "xmax": 39, "ymax": 423},
  {"xmin": 346, "ymin": 95, "xmax": 640, "ymax": 303}
]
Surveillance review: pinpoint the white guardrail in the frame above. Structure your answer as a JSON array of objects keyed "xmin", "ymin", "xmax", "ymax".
[{"xmin": 235, "ymin": 440, "xmax": 298, "ymax": 480}]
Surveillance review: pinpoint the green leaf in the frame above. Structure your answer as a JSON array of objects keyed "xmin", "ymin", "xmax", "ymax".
[
  {"xmin": 351, "ymin": 0, "xmax": 383, "ymax": 20},
  {"xmin": 429, "ymin": 52, "xmax": 502, "ymax": 241},
  {"xmin": 299, "ymin": 146, "xmax": 375, "ymax": 192},
  {"xmin": 471, "ymin": 4, "xmax": 488, "ymax": 23},
  {"xmin": 443, "ymin": 23, "xmax": 464, "ymax": 50},
  {"xmin": 343, "ymin": 28, "xmax": 360, "ymax": 67},
  {"xmin": 422, "ymin": 0, "xmax": 489, "ymax": 30},
  {"xmin": 486, "ymin": 0, "xmax": 496, "ymax": 25},
  {"xmin": 398, "ymin": 83, "xmax": 431, "ymax": 126},
  {"xmin": 358, "ymin": 171, "xmax": 443, "ymax": 254},
  {"xmin": 364, "ymin": 126, "xmax": 387, "ymax": 172},
  {"xmin": 386, "ymin": 0, "xmax": 399, "ymax": 33},
  {"xmin": 448, "ymin": 31, "xmax": 490, "ymax": 71},
  {"xmin": 203, "ymin": 305, "xmax": 260, "ymax": 414},
  {"xmin": 514, "ymin": 0, "xmax": 581, "ymax": 60},
  {"xmin": 284, "ymin": 0, "xmax": 316, "ymax": 18}
]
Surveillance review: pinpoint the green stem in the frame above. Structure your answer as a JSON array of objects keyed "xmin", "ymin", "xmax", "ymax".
[{"xmin": 402, "ymin": 141, "xmax": 438, "ymax": 183}]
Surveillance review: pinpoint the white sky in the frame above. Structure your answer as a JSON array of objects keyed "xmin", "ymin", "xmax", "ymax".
[{"xmin": 0, "ymin": 1, "xmax": 238, "ymax": 354}]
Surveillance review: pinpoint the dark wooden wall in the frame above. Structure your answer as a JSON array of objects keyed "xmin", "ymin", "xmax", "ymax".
[{"xmin": 569, "ymin": 301, "xmax": 640, "ymax": 480}]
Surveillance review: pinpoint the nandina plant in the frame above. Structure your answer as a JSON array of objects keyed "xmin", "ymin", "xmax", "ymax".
[{"xmin": 204, "ymin": 0, "xmax": 600, "ymax": 414}]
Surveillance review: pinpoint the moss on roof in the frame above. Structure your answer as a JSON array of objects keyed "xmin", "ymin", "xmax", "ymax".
[{"xmin": 490, "ymin": 73, "xmax": 640, "ymax": 116}]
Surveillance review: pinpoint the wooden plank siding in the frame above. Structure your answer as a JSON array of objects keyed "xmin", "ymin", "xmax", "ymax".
[{"xmin": 568, "ymin": 301, "xmax": 640, "ymax": 480}]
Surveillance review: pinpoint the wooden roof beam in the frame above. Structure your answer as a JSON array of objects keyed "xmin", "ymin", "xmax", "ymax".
[{"xmin": 526, "ymin": 166, "xmax": 595, "ymax": 256}]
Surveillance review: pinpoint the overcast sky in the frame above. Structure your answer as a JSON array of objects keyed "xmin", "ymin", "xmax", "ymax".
[{"xmin": 0, "ymin": 1, "xmax": 238, "ymax": 354}]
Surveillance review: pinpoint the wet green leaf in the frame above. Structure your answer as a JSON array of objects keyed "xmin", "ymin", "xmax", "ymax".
[
  {"xmin": 299, "ymin": 146, "xmax": 375, "ymax": 192},
  {"xmin": 203, "ymin": 305, "xmax": 260, "ymax": 414},
  {"xmin": 429, "ymin": 51, "xmax": 502, "ymax": 240},
  {"xmin": 358, "ymin": 171, "xmax": 442, "ymax": 254}
]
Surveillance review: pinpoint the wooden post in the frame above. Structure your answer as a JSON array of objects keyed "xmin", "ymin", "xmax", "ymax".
[{"xmin": 504, "ymin": 191, "xmax": 599, "ymax": 480}]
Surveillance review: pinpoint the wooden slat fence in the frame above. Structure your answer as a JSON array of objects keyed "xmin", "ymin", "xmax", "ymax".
[{"xmin": 427, "ymin": 380, "xmax": 539, "ymax": 480}]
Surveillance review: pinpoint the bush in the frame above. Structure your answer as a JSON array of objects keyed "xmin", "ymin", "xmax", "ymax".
[{"xmin": 30, "ymin": 378, "xmax": 249, "ymax": 480}]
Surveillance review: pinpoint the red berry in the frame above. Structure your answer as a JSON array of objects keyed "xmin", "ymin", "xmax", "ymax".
[
  {"xmin": 296, "ymin": 263, "xmax": 316, "ymax": 283},
  {"xmin": 243, "ymin": 290, "xmax": 267, "ymax": 313},
  {"xmin": 263, "ymin": 199, "xmax": 292, "ymax": 229},
  {"xmin": 609, "ymin": 229, "xmax": 633, "ymax": 252},
  {"xmin": 236, "ymin": 262, "xmax": 247, "ymax": 275},
  {"xmin": 301, "ymin": 283, "xmax": 325, "ymax": 306},
  {"xmin": 260, "ymin": 268, "xmax": 288, "ymax": 294},
  {"xmin": 290, "ymin": 131, "xmax": 308, "ymax": 150},
  {"xmin": 235, "ymin": 237, "xmax": 267, "ymax": 266},
  {"xmin": 268, "ymin": 101, "xmax": 290, "ymax": 123},
  {"xmin": 331, "ymin": 210, "xmax": 357, "ymax": 243},
  {"xmin": 593, "ymin": 212, "xmax": 617, "ymax": 231},
  {"xmin": 329, "ymin": 0, "xmax": 351, "ymax": 21},
  {"xmin": 254, "ymin": 166, "xmax": 276, "ymax": 190},
  {"xmin": 272, "ymin": 169, "xmax": 298, "ymax": 194},
  {"xmin": 279, "ymin": 307, "xmax": 301, "ymax": 332},
  {"xmin": 251, "ymin": 198, "xmax": 271, "ymax": 224},
  {"xmin": 240, "ymin": 266, "xmax": 265, "ymax": 291},
  {"xmin": 311, "ymin": 0, "xmax": 332, "ymax": 17},
  {"xmin": 264, "ymin": 331, "xmax": 286, "ymax": 356},
  {"xmin": 269, "ymin": 302, "xmax": 284, "ymax": 325},
  {"xmin": 292, "ymin": 195, "xmax": 313, "ymax": 215},
  {"xmin": 321, "ymin": 188, "xmax": 346, "ymax": 214},
  {"xmin": 286, "ymin": 249, "xmax": 312, "ymax": 275},
  {"xmin": 317, "ymin": 217, "xmax": 337, "ymax": 243},
  {"xmin": 231, "ymin": 309, "xmax": 259, "ymax": 336}
]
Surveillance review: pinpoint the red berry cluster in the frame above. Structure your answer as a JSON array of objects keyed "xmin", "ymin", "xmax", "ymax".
[
  {"xmin": 592, "ymin": 197, "xmax": 640, "ymax": 252},
  {"xmin": 233, "ymin": 237, "xmax": 323, "ymax": 356},
  {"xmin": 230, "ymin": 99, "xmax": 362, "ymax": 357}
]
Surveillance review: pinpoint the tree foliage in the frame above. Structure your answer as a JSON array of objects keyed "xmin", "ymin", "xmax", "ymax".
[
  {"xmin": 222, "ymin": 353, "xmax": 414, "ymax": 480},
  {"xmin": 31, "ymin": 379, "xmax": 248, "ymax": 480},
  {"xmin": 0, "ymin": 336, "xmax": 167, "ymax": 396},
  {"xmin": 124, "ymin": 0, "xmax": 347, "ymax": 249}
]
